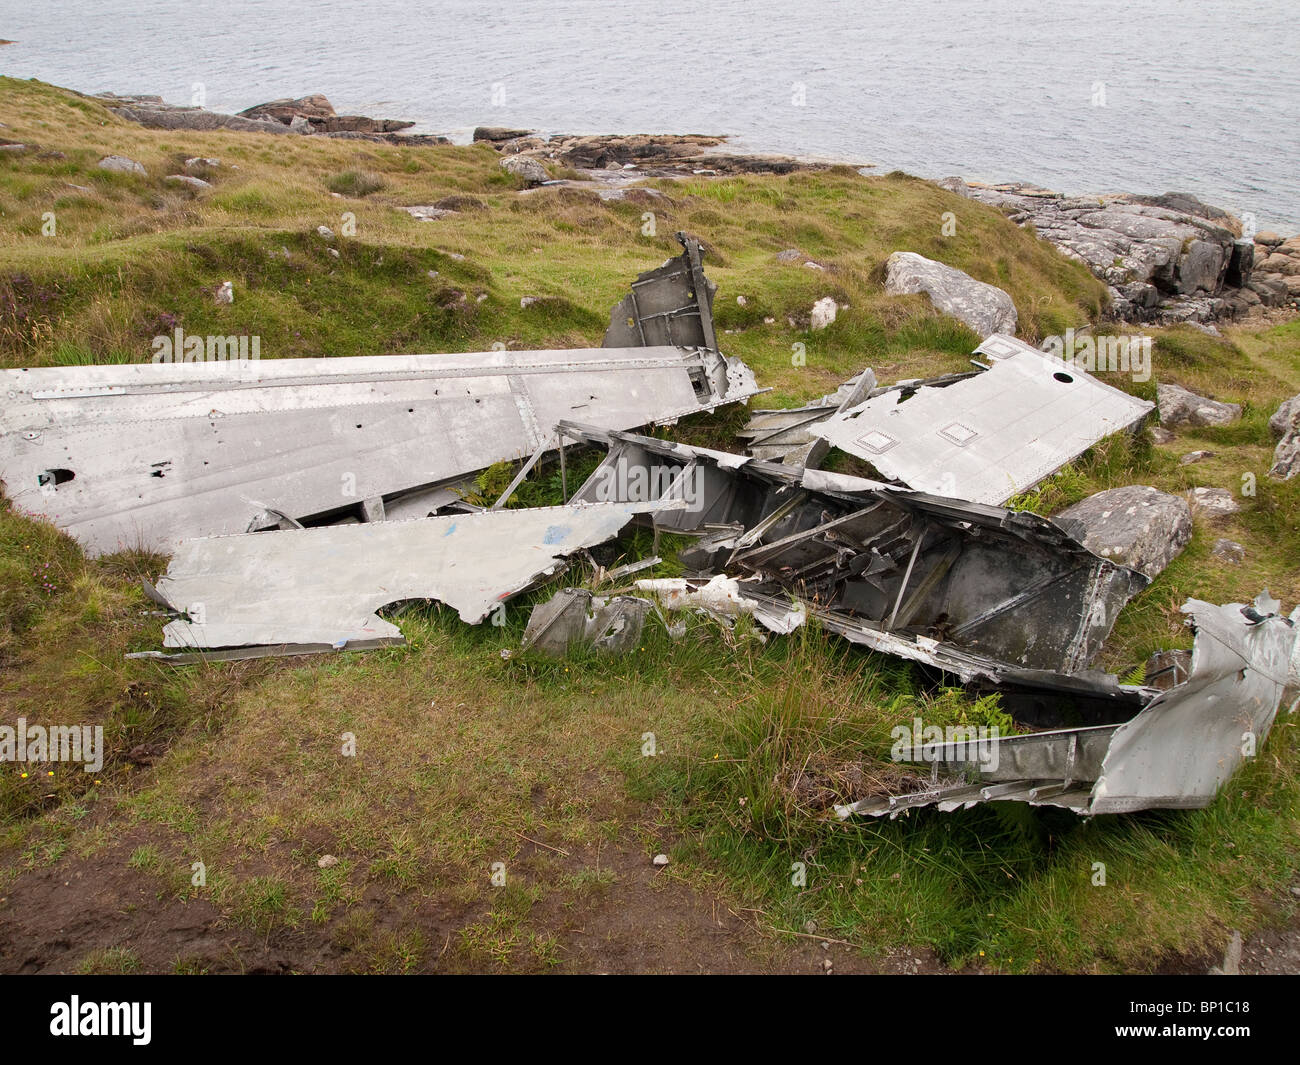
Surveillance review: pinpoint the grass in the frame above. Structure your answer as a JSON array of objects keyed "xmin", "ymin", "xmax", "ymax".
[{"xmin": 0, "ymin": 77, "xmax": 1298, "ymax": 974}]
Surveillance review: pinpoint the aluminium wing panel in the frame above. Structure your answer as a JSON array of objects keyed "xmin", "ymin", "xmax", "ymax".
[
  {"xmin": 0, "ymin": 346, "xmax": 757, "ymax": 555},
  {"xmin": 810, "ymin": 335, "xmax": 1153, "ymax": 504}
]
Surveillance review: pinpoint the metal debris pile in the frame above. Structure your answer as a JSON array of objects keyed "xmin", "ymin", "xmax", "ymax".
[{"xmin": 3, "ymin": 233, "xmax": 1296, "ymax": 816}]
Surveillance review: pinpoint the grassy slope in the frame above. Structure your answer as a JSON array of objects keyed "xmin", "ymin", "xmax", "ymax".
[{"xmin": 0, "ymin": 77, "xmax": 1297, "ymax": 973}]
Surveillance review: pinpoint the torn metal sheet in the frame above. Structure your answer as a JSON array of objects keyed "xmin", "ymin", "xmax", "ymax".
[
  {"xmin": 152, "ymin": 501, "xmax": 667, "ymax": 651},
  {"xmin": 809, "ymin": 334, "xmax": 1154, "ymax": 504},
  {"xmin": 834, "ymin": 593, "xmax": 1299, "ymax": 817},
  {"xmin": 603, "ymin": 232, "xmax": 718, "ymax": 350},
  {"xmin": 737, "ymin": 369, "xmax": 876, "ymax": 467},
  {"xmin": 561, "ymin": 422, "xmax": 1146, "ymax": 681},
  {"xmin": 0, "ymin": 346, "xmax": 755, "ymax": 556},
  {"xmin": 521, "ymin": 587, "xmax": 649, "ymax": 656}
]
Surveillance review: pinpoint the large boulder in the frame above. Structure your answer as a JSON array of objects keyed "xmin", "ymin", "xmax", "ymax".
[
  {"xmin": 1156, "ymin": 383, "xmax": 1241, "ymax": 428},
  {"xmin": 1269, "ymin": 394, "xmax": 1300, "ymax": 437},
  {"xmin": 1053, "ymin": 485, "xmax": 1192, "ymax": 580},
  {"xmin": 499, "ymin": 154, "xmax": 549, "ymax": 185},
  {"xmin": 97, "ymin": 155, "xmax": 146, "ymax": 175},
  {"xmin": 883, "ymin": 251, "xmax": 1017, "ymax": 336},
  {"xmin": 1270, "ymin": 399, "xmax": 1300, "ymax": 480}
]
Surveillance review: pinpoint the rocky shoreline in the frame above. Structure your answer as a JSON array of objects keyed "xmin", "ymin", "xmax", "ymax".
[{"xmin": 100, "ymin": 92, "xmax": 1296, "ymax": 327}]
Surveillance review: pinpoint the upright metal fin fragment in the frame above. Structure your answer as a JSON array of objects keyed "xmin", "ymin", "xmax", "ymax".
[
  {"xmin": 151, "ymin": 500, "xmax": 673, "ymax": 654},
  {"xmin": 809, "ymin": 334, "xmax": 1154, "ymax": 504},
  {"xmin": 603, "ymin": 232, "xmax": 718, "ymax": 350}
]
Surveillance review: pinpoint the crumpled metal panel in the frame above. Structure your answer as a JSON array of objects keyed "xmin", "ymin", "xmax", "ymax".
[
  {"xmin": 834, "ymin": 594, "xmax": 1299, "ymax": 818},
  {"xmin": 810, "ymin": 334, "xmax": 1154, "ymax": 504},
  {"xmin": 1090, "ymin": 596, "xmax": 1298, "ymax": 812},
  {"xmin": 737, "ymin": 370, "xmax": 876, "ymax": 467},
  {"xmin": 560, "ymin": 421, "xmax": 1146, "ymax": 680},
  {"xmin": 0, "ymin": 346, "xmax": 757, "ymax": 555},
  {"xmin": 153, "ymin": 501, "xmax": 664, "ymax": 650},
  {"xmin": 521, "ymin": 587, "xmax": 650, "ymax": 655}
]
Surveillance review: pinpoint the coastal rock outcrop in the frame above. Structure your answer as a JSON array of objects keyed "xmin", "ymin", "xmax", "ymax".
[
  {"xmin": 883, "ymin": 251, "xmax": 1017, "ymax": 336},
  {"xmin": 937, "ymin": 178, "xmax": 1298, "ymax": 325},
  {"xmin": 99, "ymin": 93, "xmax": 443, "ymax": 146}
]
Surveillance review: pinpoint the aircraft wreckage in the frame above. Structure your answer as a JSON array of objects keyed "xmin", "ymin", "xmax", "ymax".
[{"xmin": 3, "ymin": 234, "xmax": 1295, "ymax": 816}]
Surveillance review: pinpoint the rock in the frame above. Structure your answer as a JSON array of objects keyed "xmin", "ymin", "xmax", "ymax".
[
  {"xmin": 736, "ymin": 295, "xmax": 747, "ymax": 306},
  {"xmin": 401, "ymin": 205, "xmax": 455, "ymax": 221},
  {"xmin": 163, "ymin": 174, "xmax": 211, "ymax": 189},
  {"xmin": 499, "ymin": 154, "xmax": 549, "ymax": 186},
  {"xmin": 1157, "ymin": 383, "xmax": 1241, "ymax": 428},
  {"xmin": 184, "ymin": 156, "xmax": 220, "ymax": 171},
  {"xmin": 1225, "ymin": 240, "xmax": 1254, "ymax": 288},
  {"xmin": 884, "ymin": 251, "xmax": 1018, "ymax": 336},
  {"xmin": 327, "ymin": 248, "xmax": 339, "ymax": 259},
  {"xmin": 1149, "ymin": 426, "xmax": 1175, "ymax": 444},
  {"xmin": 97, "ymin": 155, "xmax": 146, "ymax": 176},
  {"xmin": 938, "ymin": 180, "xmax": 1245, "ymax": 317},
  {"xmin": 1054, "ymin": 485, "xmax": 1192, "ymax": 579},
  {"xmin": 99, "ymin": 94, "xmax": 294, "ymax": 136},
  {"xmin": 215, "ymin": 281, "xmax": 234, "ymax": 305},
  {"xmin": 520, "ymin": 296, "xmax": 539, "ymax": 308},
  {"xmin": 775, "ymin": 248, "xmax": 804, "ymax": 263},
  {"xmin": 1254, "ymin": 231, "xmax": 1284, "ymax": 247},
  {"xmin": 1270, "ymin": 420, "xmax": 1300, "ymax": 480},
  {"xmin": 1270, "ymin": 395, "xmax": 1300, "ymax": 437},
  {"xmin": 804, "ymin": 260, "xmax": 825, "ymax": 271},
  {"xmin": 652, "ymin": 853, "xmax": 670, "ymax": 867},
  {"xmin": 289, "ymin": 115, "xmax": 313, "ymax": 134},
  {"xmin": 810, "ymin": 297, "xmax": 838, "ymax": 330},
  {"xmin": 238, "ymin": 94, "xmax": 336, "ymax": 123},
  {"xmin": 316, "ymin": 225, "xmax": 335, "ymax": 240},
  {"xmin": 317, "ymin": 854, "xmax": 339, "ymax": 869},
  {"xmin": 0, "ymin": 142, "xmax": 28, "ymax": 153},
  {"xmin": 1179, "ymin": 449, "xmax": 1215, "ymax": 465},
  {"xmin": 1247, "ymin": 277, "xmax": 1289, "ymax": 307},
  {"xmin": 1211, "ymin": 539, "xmax": 1244, "ymax": 564},
  {"xmin": 1187, "ymin": 486, "xmax": 1240, "ymax": 518},
  {"xmin": 473, "ymin": 126, "xmax": 534, "ymax": 142}
]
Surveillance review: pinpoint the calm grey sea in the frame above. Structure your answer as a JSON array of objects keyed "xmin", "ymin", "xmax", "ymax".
[{"xmin": 2, "ymin": 0, "xmax": 1297, "ymax": 230}]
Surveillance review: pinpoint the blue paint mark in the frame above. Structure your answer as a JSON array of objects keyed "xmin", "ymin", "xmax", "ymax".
[
  {"xmin": 542, "ymin": 525, "xmax": 571, "ymax": 545},
  {"xmin": 443, "ymin": 522, "xmax": 457, "ymax": 536}
]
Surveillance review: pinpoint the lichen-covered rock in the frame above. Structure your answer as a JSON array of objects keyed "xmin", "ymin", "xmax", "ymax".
[
  {"xmin": 1211, "ymin": 538, "xmax": 1245, "ymax": 564},
  {"xmin": 1157, "ymin": 383, "xmax": 1241, "ymax": 427},
  {"xmin": 1269, "ymin": 394, "xmax": 1300, "ymax": 437},
  {"xmin": 98, "ymin": 155, "xmax": 146, "ymax": 175},
  {"xmin": 883, "ymin": 251, "xmax": 1017, "ymax": 336},
  {"xmin": 499, "ymin": 154, "xmax": 549, "ymax": 186},
  {"xmin": 1053, "ymin": 485, "xmax": 1191, "ymax": 579},
  {"xmin": 1187, "ymin": 486, "xmax": 1241, "ymax": 518}
]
